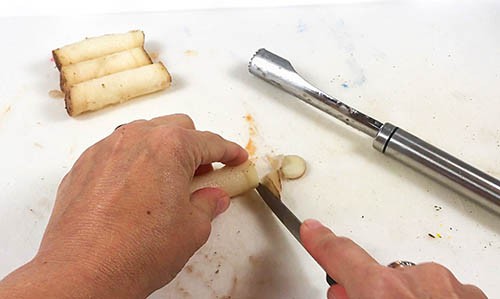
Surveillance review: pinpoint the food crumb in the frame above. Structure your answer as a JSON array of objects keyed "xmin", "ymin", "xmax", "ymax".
[
  {"xmin": 149, "ymin": 52, "xmax": 159, "ymax": 60},
  {"xmin": 436, "ymin": 233, "xmax": 442, "ymax": 238},
  {"xmin": 184, "ymin": 49, "xmax": 198, "ymax": 56},
  {"xmin": 48, "ymin": 90, "xmax": 65, "ymax": 99}
]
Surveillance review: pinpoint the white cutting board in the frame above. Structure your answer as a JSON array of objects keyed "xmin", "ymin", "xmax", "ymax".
[{"xmin": 1, "ymin": 3, "xmax": 499, "ymax": 298}]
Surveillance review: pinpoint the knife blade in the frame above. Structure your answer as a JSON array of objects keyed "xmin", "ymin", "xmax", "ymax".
[
  {"xmin": 255, "ymin": 183, "xmax": 336, "ymax": 285},
  {"xmin": 256, "ymin": 183, "xmax": 302, "ymax": 242}
]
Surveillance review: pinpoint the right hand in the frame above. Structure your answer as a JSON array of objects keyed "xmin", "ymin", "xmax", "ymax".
[{"xmin": 300, "ymin": 219, "xmax": 487, "ymax": 299}]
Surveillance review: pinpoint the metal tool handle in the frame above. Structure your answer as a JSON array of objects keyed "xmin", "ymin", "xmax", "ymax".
[{"xmin": 374, "ymin": 123, "xmax": 500, "ymax": 214}]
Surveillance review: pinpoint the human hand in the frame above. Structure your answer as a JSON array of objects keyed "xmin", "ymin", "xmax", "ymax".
[
  {"xmin": 0, "ymin": 114, "xmax": 247, "ymax": 298},
  {"xmin": 300, "ymin": 219, "xmax": 487, "ymax": 299}
]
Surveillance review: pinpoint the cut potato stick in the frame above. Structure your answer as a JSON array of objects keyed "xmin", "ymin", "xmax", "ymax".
[
  {"xmin": 53, "ymin": 30, "xmax": 145, "ymax": 69},
  {"xmin": 280, "ymin": 155, "xmax": 307, "ymax": 179},
  {"xmin": 65, "ymin": 62, "xmax": 170, "ymax": 116},
  {"xmin": 190, "ymin": 161, "xmax": 259, "ymax": 197},
  {"xmin": 60, "ymin": 47, "xmax": 152, "ymax": 91}
]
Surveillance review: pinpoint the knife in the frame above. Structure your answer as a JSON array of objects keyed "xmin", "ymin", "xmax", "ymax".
[{"xmin": 256, "ymin": 183, "xmax": 336, "ymax": 285}]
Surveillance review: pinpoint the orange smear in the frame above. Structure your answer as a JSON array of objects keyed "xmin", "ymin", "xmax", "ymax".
[
  {"xmin": 245, "ymin": 139, "xmax": 256, "ymax": 157},
  {"xmin": 244, "ymin": 113, "xmax": 258, "ymax": 157}
]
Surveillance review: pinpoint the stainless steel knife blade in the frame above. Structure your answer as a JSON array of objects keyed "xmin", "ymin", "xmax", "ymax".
[
  {"xmin": 255, "ymin": 183, "xmax": 337, "ymax": 286},
  {"xmin": 256, "ymin": 183, "xmax": 302, "ymax": 242}
]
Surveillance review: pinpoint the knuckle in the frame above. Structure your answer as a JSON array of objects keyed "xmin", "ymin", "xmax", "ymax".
[
  {"xmin": 153, "ymin": 126, "xmax": 188, "ymax": 149},
  {"xmin": 419, "ymin": 262, "xmax": 459, "ymax": 290},
  {"xmin": 369, "ymin": 269, "xmax": 408, "ymax": 297},
  {"xmin": 315, "ymin": 236, "xmax": 349, "ymax": 256},
  {"xmin": 173, "ymin": 113, "xmax": 195, "ymax": 127},
  {"xmin": 115, "ymin": 119, "xmax": 147, "ymax": 132},
  {"xmin": 148, "ymin": 126, "xmax": 196, "ymax": 169},
  {"xmin": 463, "ymin": 284, "xmax": 488, "ymax": 298},
  {"xmin": 329, "ymin": 236, "xmax": 352, "ymax": 250},
  {"xmin": 189, "ymin": 221, "xmax": 211, "ymax": 247},
  {"xmin": 425, "ymin": 262, "xmax": 453, "ymax": 277}
]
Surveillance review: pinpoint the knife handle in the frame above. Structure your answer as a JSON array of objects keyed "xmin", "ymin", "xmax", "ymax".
[{"xmin": 326, "ymin": 273, "xmax": 337, "ymax": 285}]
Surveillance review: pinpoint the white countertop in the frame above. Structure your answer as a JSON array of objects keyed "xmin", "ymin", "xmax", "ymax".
[{"xmin": 0, "ymin": 3, "xmax": 499, "ymax": 298}]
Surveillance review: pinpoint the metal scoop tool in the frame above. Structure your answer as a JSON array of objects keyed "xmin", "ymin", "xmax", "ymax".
[{"xmin": 248, "ymin": 48, "xmax": 500, "ymax": 215}]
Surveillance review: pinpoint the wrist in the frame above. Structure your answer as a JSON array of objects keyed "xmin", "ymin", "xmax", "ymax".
[{"xmin": 0, "ymin": 255, "xmax": 147, "ymax": 299}]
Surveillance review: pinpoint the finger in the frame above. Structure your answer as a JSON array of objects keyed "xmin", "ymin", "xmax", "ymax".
[
  {"xmin": 150, "ymin": 113, "xmax": 195, "ymax": 129},
  {"xmin": 195, "ymin": 164, "xmax": 214, "ymax": 176},
  {"xmin": 327, "ymin": 285, "xmax": 349, "ymax": 299},
  {"xmin": 187, "ymin": 130, "xmax": 248, "ymax": 166},
  {"xmin": 461, "ymin": 284, "xmax": 488, "ymax": 299},
  {"xmin": 300, "ymin": 219, "xmax": 379, "ymax": 286},
  {"xmin": 190, "ymin": 187, "xmax": 230, "ymax": 220}
]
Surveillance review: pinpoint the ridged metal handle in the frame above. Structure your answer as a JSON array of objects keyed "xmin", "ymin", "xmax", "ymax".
[{"xmin": 374, "ymin": 123, "xmax": 500, "ymax": 214}]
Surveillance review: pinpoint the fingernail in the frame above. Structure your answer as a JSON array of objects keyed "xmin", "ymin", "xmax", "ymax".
[
  {"xmin": 215, "ymin": 197, "xmax": 229, "ymax": 216},
  {"xmin": 303, "ymin": 219, "xmax": 324, "ymax": 230}
]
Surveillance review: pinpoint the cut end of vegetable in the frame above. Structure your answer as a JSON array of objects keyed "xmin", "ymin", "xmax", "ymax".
[
  {"xmin": 280, "ymin": 155, "xmax": 307, "ymax": 180},
  {"xmin": 262, "ymin": 169, "xmax": 282, "ymax": 199}
]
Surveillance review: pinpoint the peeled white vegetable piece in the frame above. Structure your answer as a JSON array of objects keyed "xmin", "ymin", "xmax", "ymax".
[
  {"xmin": 190, "ymin": 161, "xmax": 259, "ymax": 197},
  {"xmin": 52, "ymin": 30, "xmax": 145, "ymax": 69},
  {"xmin": 262, "ymin": 169, "xmax": 282, "ymax": 198},
  {"xmin": 280, "ymin": 155, "xmax": 307, "ymax": 180},
  {"xmin": 65, "ymin": 62, "xmax": 170, "ymax": 116},
  {"xmin": 60, "ymin": 47, "xmax": 152, "ymax": 91}
]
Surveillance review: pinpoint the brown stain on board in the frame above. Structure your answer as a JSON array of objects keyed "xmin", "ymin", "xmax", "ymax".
[
  {"xmin": 1, "ymin": 105, "xmax": 11, "ymax": 116},
  {"xmin": 149, "ymin": 52, "xmax": 159, "ymax": 60},
  {"xmin": 244, "ymin": 113, "xmax": 258, "ymax": 157},
  {"xmin": 184, "ymin": 50, "xmax": 198, "ymax": 57},
  {"xmin": 0, "ymin": 105, "xmax": 11, "ymax": 125}
]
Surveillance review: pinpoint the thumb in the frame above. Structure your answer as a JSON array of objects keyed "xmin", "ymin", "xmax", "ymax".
[
  {"xmin": 300, "ymin": 219, "xmax": 379, "ymax": 287},
  {"xmin": 190, "ymin": 187, "xmax": 230, "ymax": 220},
  {"xmin": 327, "ymin": 284, "xmax": 349, "ymax": 299}
]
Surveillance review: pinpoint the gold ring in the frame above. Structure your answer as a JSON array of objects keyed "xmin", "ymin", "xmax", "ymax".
[{"xmin": 387, "ymin": 260, "xmax": 416, "ymax": 269}]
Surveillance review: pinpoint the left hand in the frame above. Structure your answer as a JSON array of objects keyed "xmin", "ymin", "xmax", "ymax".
[{"xmin": 0, "ymin": 114, "xmax": 248, "ymax": 298}]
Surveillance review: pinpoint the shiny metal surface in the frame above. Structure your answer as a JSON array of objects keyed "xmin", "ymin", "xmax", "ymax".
[
  {"xmin": 256, "ymin": 184, "xmax": 337, "ymax": 285},
  {"xmin": 256, "ymin": 184, "xmax": 302, "ymax": 242},
  {"xmin": 248, "ymin": 48, "xmax": 500, "ymax": 215},
  {"xmin": 249, "ymin": 48, "xmax": 383, "ymax": 138},
  {"xmin": 383, "ymin": 128, "xmax": 500, "ymax": 214},
  {"xmin": 387, "ymin": 260, "xmax": 417, "ymax": 269}
]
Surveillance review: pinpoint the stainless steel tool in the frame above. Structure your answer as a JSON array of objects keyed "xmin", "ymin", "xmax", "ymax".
[
  {"xmin": 249, "ymin": 48, "xmax": 500, "ymax": 215},
  {"xmin": 256, "ymin": 184, "xmax": 336, "ymax": 285}
]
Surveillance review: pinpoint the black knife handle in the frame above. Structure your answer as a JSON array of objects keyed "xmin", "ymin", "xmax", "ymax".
[{"xmin": 326, "ymin": 273, "xmax": 337, "ymax": 285}]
